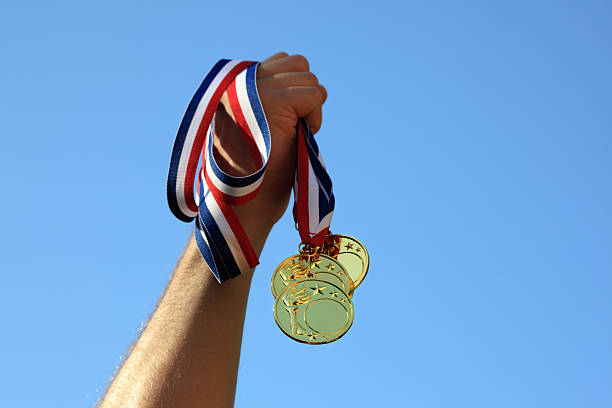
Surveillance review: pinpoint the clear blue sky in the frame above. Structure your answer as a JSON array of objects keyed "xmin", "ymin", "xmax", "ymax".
[{"xmin": 1, "ymin": 1, "xmax": 610, "ymax": 407}]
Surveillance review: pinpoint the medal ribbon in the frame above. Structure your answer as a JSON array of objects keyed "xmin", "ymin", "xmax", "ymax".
[
  {"xmin": 294, "ymin": 119, "xmax": 335, "ymax": 247},
  {"xmin": 167, "ymin": 59, "xmax": 334, "ymax": 283}
]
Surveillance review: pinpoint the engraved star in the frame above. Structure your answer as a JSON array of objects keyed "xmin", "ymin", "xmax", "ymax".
[
  {"xmin": 310, "ymin": 258, "xmax": 322, "ymax": 269},
  {"xmin": 323, "ymin": 336, "xmax": 329, "ymax": 340},
  {"xmin": 310, "ymin": 284, "xmax": 327, "ymax": 295},
  {"xmin": 308, "ymin": 333, "xmax": 317, "ymax": 341},
  {"xmin": 329, "ymin": 290, "xmax": 339, "ymax": 298},
  {"xmin": 345, "ymin": 243, "xmax": 354, "ymax": 250},
  {"xmin": 341, "ymin": 297, "xmax": 348, "ymax": 303},
  {"xmin": 326, "ymin": 263, "xmax": 335, "ymax": 271},
  {"xmin": 355, "ymin": 246, "xmax": 361, "ymax": 252}
]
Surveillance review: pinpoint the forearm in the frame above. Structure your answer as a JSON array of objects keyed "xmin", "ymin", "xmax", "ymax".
[
  {"xmin": 101, "ymin": 219, "xmax": 271, "ymax": 408},
  {"xmin": 100, "ymin": 52, "xmax": 324, "ymax": 407}
]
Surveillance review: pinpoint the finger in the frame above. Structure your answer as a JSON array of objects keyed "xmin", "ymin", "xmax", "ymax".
[
  {"xmin": 258, "ymin": 72, "xmax": 319, "ymax": 89},
  {"xmin": 269, "ymin": 86, "xmax": 324, "ymax": 118},
  {"xmin": 319, "ymin": 84, "xmax": 328, "ymax": 104},
  {"xmin": 307, "ymin": 85, "xmax": 327, "ymax": 134},
  {"xmin": 262, "ymin": 52, "xmax": 289, "ymax": 64},
  {"xmin": 305, "ymin": 106, "xmax": 323, "ymax": 134},
  {"xmin": 257, "ymin": 54, "xmax": 310, "ymax": 78}
]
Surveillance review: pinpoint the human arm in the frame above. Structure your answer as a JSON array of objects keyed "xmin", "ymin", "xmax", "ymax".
[{"xmin": 99, "ymin": 52, "xmax": 327, "ymax": 408}]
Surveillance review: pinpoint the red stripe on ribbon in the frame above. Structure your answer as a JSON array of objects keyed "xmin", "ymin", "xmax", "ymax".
[
  {"xmin": 204, "ymin": 169, "xmax": 262, "ymax": 205},
  {"xmin": 226, "ymin": 79, "xmax": 263, "ymax": 168},
  {"xmin": 296, "ymin": 123, "xmax": 311, "ymax": 245},
  {"xmin": 295, "ymin": 122, "xmax": 329, "ymax": 248},
  {"xmin": 214, "ymin": 196, "xmax": 259, "ymax": 268},
  {"xmin": 183, "ymin": 61, "xmax": 254, "ymax": 213}
]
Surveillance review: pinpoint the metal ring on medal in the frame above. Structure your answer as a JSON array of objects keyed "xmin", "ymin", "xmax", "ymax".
[
  {"xmin": 273, "ymin": 279, "xmax": 354, "ymax": 344},
  {"xmin": 271, "ymin": 254, "xmax": 353, "ymax": 298},
  {"xmin": 329, "ymin": 235, "xmax": 369, "ymax": 292}
]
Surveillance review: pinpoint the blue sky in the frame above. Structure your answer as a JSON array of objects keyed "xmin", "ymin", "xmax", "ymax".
[{"xmin": 1, "ymin": 1, "xmax": 611, "ymax": 407}]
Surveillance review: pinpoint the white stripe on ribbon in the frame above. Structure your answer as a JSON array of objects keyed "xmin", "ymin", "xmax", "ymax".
[
  {"xmin": 308, "ymin": 160, "xmax": 319, "ymax": 232},
  {"xmin": 203, "ymin": 193, "xmax": 250, "ymax": 272},
  {"xmin": 175, "ymin": 60, "xmax": 243, "ymax": 217},
  {"xmin": 235, "ymin": 70, "xmax": 269, "ymax": 160},
  {"xmin": 204, "ymin": 129, "xmax": 264, "ymax": 197}
]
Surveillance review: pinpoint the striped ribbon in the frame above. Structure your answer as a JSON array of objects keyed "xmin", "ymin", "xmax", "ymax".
[{"xmin": 167, "ymin": 59, "xmax": 334, "ymax": 283}]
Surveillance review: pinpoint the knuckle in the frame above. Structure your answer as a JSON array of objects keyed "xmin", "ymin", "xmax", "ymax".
[
  {"xmin": 302, "ymin": 72, "xmax": 319, "ymax": 85},
  {"xmin": 290, "ymin": 54, "xmax": 310, "ymax": 71},
  {"xmin": 319, "ymin": 85, "xmax": 328, "ymax": 101},
  {"xmin": 257, "ymin": 87, "xmax": 274, "ymax": 100}
]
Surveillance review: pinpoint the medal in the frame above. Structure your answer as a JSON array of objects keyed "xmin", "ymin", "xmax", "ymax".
[
  {"xmin": 270, "ymin": 120, "xmax": 369, "ymax": 344},
  {"xmin": 321, "ymin": 234, "xmax": 369, "ymax": 293},
  {"xmin": 273, "ymin": 279, "xmax": 354, "ymax": 344},
  {"xmin": 271, "ymin": 252, "xmax": 353, "ymax": 298}
]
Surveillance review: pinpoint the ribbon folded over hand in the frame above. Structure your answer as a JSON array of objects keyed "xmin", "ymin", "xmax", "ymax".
[{"xmin": 167, "ymin": 60, "xmax": 334, "ymax": 283}]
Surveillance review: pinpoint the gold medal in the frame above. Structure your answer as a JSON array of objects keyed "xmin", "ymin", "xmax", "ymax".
[
  {"xmin": 270, "ymin": 253, "xmax": 353, "ymax": 298},
  {"xmin": 322, "ymin": 234, "xmax": 369, "ymax": 292},
  {"xmin": 273, "ymin": 279, "xmax": 354, "ymax": 344},
  {"xmin": 271, "ymin": 235, "xmax": 368, "ymax": 344}
]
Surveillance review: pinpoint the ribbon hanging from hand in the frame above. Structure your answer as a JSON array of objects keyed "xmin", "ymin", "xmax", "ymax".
[{"xmin": 167, "ymin": 59, "xmax": 334, "ymax": 283}]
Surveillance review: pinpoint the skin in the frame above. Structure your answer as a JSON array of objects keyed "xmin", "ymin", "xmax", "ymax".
[{"xmin": 99, "ymin": 52, "xmax": 327, "ymax": 408}]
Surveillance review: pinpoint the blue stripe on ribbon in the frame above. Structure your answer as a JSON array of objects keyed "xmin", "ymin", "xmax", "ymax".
[
  {"xmin": 308, "ymin": 150, "xmax": 332, "ymax": 195},
  {"xmin": 197, "ymin": 188, "xmax": 241, "ymax": 281},
  {"xmin": 206, "ymin": 62, "xmax": 271, "ymax": 191},
  {"xmin": 295, "ymin": 120, "xmax": 334, "ymax": 234},
  {"xmin": 194, "ymin": 217, "xmax": 228, "ymax": 282},
  {"xmin": 246, "ymin": 64, "xmax": 271, "ymax": 153},
  {"xmin": 207, "ymin": 128, "xmax": 267, "ymax": 188},
  {"xmin": 318, "ymin": 189, "xmax": 335, "ymax": 223},
  {"xmin": 301, "ymin": 120, "xmax": 319, "ymax": 156},
  {"xmin": 301, "ymin": 120, "xmax": 333, "ymax": 205},
  {"xmin": 167, "ymin": 59, "xmax": 231, "ymax": 222}
]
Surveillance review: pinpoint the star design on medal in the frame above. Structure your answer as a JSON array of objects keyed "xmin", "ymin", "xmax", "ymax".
[
  {"xmin": 326, "ymin": 263, "xmax": 335, "ymax": 271},
  {"xmin": 310, "ymin": 284, "xmax": 326, "ymax": 295},
  {"xmin": 308, "ymin": 333, "xmax": 317, "ymax": 341},
  {"xmin": 329, "ymin": 290, "xmax": 339, "ymax": 298},
  {"xmin": 309, "ymin": 258, "xmax": 322, "ymax": 269},
  {"xmin": 345, "ymin": 243, "xmax": 354, "ymax": 250}
]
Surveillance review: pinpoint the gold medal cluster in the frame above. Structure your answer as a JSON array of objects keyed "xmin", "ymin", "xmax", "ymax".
[{"xmin": 271, "ymin": 234, "xmax": 369, "ymax": 344}]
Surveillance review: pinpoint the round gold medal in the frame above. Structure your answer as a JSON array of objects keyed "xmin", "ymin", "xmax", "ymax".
[
  {"xmin": 323, "ymin": 235, "xmax": 369, "ymax": 291},
  {"xmin": 270, "ymin": 253, "xmax": 352, "ymax": 298},
  {"xmin": 273, "ymin": 279, "xmax": 354, "ymax": 344}
]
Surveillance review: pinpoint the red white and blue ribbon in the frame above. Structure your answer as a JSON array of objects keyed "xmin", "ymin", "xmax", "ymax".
[
  {"xmin": 294, "ymin": 119, "xmax": 335, "ymax": 248},
  {"xmin": 167, "ymin": 59, "xmax": 334, "ymax": 282}
]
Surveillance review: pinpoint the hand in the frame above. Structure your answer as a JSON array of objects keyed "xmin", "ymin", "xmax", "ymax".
[
  {"xmin": 213, "ymin": 53, "xmax": 327, "ymax": 238},
  {"xmin": 100, "ymin": 53, "xmax": 326, "ymax": 408}
]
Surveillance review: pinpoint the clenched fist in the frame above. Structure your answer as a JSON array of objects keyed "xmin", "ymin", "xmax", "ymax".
[{"xmin": 213, "ymin": 52, "xmax": 327, "ymax": 238}]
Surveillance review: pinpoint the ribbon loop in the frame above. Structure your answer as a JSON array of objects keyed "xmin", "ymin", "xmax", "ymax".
[{"xmin": 167, "ymin": 60, "xmax": 334, "ymax": 282}]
